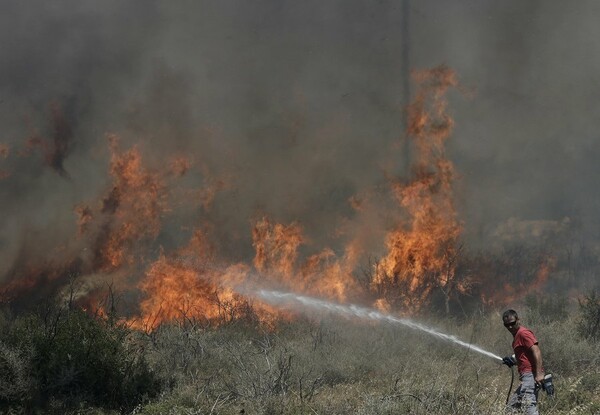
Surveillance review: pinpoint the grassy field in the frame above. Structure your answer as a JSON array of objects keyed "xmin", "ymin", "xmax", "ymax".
[
  {"xmin": 2, "ymin": 294, "xmax": 598, "ymax": 414},
  {"xmin": 135, "ymin": 306, "xmax": 600, "ymax": 415}
]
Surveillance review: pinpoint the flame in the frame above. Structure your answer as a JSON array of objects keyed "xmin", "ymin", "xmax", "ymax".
[
  {"xmin": 82, "ymin": 135, "xmax": 169, "ymax": 272},
  {"xmin": 2, "ymin": 65, "xmax": 562, "ymax": 329},
  {"xmin": 252, "ymin": 216, "xmax": 304, "ymax": 281},
  {"xmin": 136, "ymin": 252, "xmax": 222, "ymax": 329},
  {"xmin": 371, "ymin": 65, "xmax": 462, "ymax": 311},
  {"xmin": 134, "ymin": 229, "xmax": 285, "ymax": 330},
  {"xmin": 251, "ymin": 216, "xmax": 360, "ymax": 302},
  {"xmin": 0, "ymin": 134, "xmax": 176, "ymax": 308},
  {"xmin": 300, "ymin": 241, "xmax": 361, "ymax": 302},
  {"xmin": 134, "ymin": 229, "xmax": 221, "ymax": 329},
  {"xmin": 2, "ymin": 67, "xmax": 467, "ymax": 324},
  {"xmin": 132, "ymin": 214, "xmax": 359, "ymax": 329}
]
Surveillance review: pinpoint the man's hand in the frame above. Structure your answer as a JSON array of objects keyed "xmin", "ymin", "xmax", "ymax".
[{"xmin": 502, "ymin": 356, "xmax": 516, "ymax": 367}]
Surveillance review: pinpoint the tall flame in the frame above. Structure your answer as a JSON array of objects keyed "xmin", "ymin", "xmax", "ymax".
[
  {"xmin": 1, "ymin": 65, "xmax": 555, "ymax": 329},
  {"xmin": 80, "ymin": 135, "xmax": 168, "ymax": 272},
  {"xmin": 372, "ymin": 65, "xmax": 463, "ymax": 312},
  {"xmin": 252, "ymin": 216, "xmax": 304, "ymax": 281}
]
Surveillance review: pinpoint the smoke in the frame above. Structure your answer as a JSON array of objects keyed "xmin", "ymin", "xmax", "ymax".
[{"xmin": 2, "ymin": 1, "xmax": 600, "ymax": 296}]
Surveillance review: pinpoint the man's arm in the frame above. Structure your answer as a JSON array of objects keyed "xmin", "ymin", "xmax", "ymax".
[{"xmin": 530, "ymin": 344, "xmax": 544, "ymax": 383}]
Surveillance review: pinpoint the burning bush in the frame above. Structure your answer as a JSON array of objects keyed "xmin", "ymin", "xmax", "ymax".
[
  {"xmin": 1, "ymin": 63, "xmax": 578, "ymax": 338},
  {"xmin": 370, "ymin": 65, "xmax": 465, "ymax": 313}
]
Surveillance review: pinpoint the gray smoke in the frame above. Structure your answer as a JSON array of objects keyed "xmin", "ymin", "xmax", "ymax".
[{"xmin": 2, "ymin": 1, "xmax": 600, "ymax": 288}]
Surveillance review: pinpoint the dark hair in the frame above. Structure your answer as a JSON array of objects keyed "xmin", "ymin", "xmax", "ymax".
[{"xmin": 502, "ymin": 309, "xmax": 519, "ymax": 320}]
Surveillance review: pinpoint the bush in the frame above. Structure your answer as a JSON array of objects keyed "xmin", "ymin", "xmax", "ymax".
[
  {"xmin": 0, "ymin": 306, "xmax": 162, "ymax": 413},
  {"xmin": 3, "ymin": 296, "xmax": 600, "ymax": 414}
]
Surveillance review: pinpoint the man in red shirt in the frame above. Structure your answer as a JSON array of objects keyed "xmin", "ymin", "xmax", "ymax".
[{"xmin": 502, "ymin": 309, "xmax": 545, "ymax": 415}]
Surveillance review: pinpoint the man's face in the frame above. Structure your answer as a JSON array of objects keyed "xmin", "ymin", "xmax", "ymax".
[{"xmin": 503, "ymin": 315, "xmax": 520, "ymax": 335}]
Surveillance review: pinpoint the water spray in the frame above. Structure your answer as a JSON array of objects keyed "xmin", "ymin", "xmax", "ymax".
[
  {"xmin": 254, "ymin": 289, "xmax": 503, "ymax": 363},
  {"xmin": 252, "ymin": 290, "xmax": 559, "ymax": 404}
]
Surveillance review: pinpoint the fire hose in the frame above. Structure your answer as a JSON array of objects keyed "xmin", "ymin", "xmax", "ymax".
[
  {"xmin": 248, "ymin": 288, "xmax": 557, "ymax": 405},
  {"xmin": 506, "ymin": 366, "xmax": 515, "ymax": 405}
]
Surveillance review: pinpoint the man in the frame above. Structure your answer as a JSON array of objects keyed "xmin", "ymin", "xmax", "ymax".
[{"xmin": 502, "ymin": 309, "xmax": 545, "ymax": 415}]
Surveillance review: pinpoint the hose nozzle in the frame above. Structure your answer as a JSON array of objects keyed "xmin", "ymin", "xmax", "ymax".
[{"xmin": 501, "ymin": 355, "xmax": 516, "ymax": 368}]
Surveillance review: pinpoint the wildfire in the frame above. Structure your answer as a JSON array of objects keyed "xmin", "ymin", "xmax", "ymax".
[
  {"xmin": 134, "ymin": 228, "xmax": 287, "ymax": 330},
  {"xmin": 251, "ymin": 216, "xmax": 359, "ymax": 302},
  {"xmin": 136, "ymin": 251, "xmax": 224, "ymax": 330},
  {"xmin": 252, "ymin": 216, "xmax": 304, "ymax": 282},
  {"xmin": 79, "ymin": 135, "xmax": 169, "ymax": 272},
  {"xmin": 371, "ymin": 65, "xmax": 463, "ymax": 312},
  {"xmin": 300, "ymin": 242, "xmax": 361, "ymax": 302},
  {"xmin": 1, "ymin": 64, "xmax": 559, "ymax": 330}
]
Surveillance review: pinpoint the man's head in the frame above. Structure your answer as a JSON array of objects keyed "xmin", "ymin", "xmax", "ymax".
[{"xmin": 502, "ymin": 309, "xmax": 520, "ymax": 335}]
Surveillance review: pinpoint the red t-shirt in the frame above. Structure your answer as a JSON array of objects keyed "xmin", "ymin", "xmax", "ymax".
[{"xmin": 512, "ymin": 326, "xmax": 539, "ymax": 374}]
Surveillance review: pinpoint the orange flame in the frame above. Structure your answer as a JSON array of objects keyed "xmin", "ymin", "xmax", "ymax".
[
  {"xmin": 252, "ymin": 216, "xmax": 304, "ymax": 281},
  {"xmin": 134, "ymin": 229, "xmax": 285, "ymax": 330},
  {"xmin": 80, "ymin": 135, "xmax": 169, "ymax": 271},
  {"xmin": 372, "ymin": 65, "xmax": 462, "ymax": 311},
  {"xmin": 3, "ymin": 66, "xmax": 560, "ymax": 330}
]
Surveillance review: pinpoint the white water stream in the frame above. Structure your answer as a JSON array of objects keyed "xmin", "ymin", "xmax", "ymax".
[{"xmin": 255, "ymin": 289, "xmax": 503, "ymax": 362}]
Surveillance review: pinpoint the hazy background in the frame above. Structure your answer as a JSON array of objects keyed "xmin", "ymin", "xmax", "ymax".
[{"xmin": 2, "ymin": 0, "xmax": 600, "ymax": 281}]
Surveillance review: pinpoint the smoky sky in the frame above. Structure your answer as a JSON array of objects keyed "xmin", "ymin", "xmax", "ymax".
[{"xmin": 2, "ymin": 0, "xmax": 600, "ymax": 281}]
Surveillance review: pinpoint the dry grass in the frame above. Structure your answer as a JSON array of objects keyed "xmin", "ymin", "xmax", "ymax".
[
  {"xmin": 1, "ymin": 298, "xmax": 598, "ymax": 414},
  {"xmin": 132, "ymin": 305, "xmax": 600, "ymax": 415}
]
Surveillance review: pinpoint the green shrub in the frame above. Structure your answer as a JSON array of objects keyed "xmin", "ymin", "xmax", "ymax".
[
  {"xmin": 0, "ymin": 306, "xmax": 162, "ymax": 413},
  {"xmin": 4, "ymin": 297, "xmax": 600, "ymax": 414}
]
